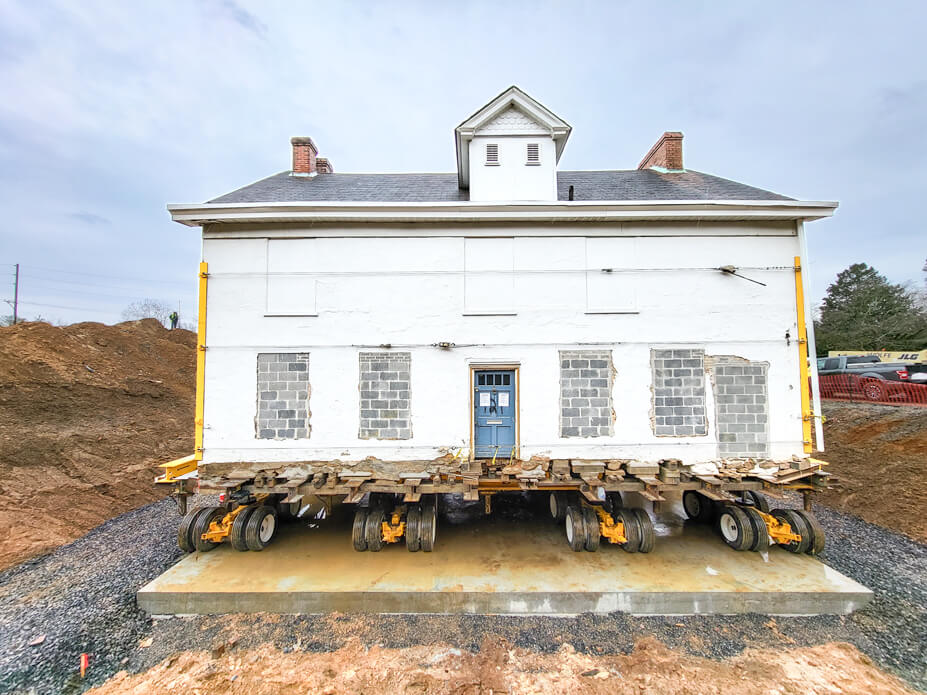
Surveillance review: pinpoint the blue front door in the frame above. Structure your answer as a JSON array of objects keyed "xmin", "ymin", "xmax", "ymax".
[{"xmin": 474, "ymin": 370, "xmax": 516, "ymax": 459}]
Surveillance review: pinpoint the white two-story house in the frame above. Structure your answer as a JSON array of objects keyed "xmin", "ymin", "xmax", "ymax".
[{"xmin": 167, "ymin": 86, "xmax": 835, "ymax": 554}]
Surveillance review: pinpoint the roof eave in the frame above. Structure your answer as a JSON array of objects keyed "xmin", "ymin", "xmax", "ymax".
[{"xmin": 167, "ymin": 199, "xmax": 838, "ymax": 227}]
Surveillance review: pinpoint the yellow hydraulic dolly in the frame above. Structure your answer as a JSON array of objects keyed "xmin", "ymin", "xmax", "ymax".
[
  {"xmin": 352, "ymin": 498, "xmax": 438, "ymax": 553},
  {"xmin": 684, "ymin": 489, "xmax": 826, "ymax": 555},
  {"xmin": 176, "ymin": 494, "xmax": 280, "ymax": 554},
  {"xmin": 552, "ymin": 493, "xmax": 656, "ymax": 553}
]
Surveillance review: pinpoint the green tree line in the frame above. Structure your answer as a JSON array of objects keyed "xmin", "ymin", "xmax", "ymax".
[{"xmin": 813, "ymin": 262, "xmax": 927, "ymax": 356}]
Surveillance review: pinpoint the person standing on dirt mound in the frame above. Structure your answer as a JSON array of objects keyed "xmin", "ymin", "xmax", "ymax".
[{"xmin": 168, "ymin": 311, "xmax": 179, "ymax": 330}]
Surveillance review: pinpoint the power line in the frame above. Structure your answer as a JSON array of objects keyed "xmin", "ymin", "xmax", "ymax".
[
  {"xmin": 18, "ymin": 275, "xmax": 183, "ymax": 291},
  {"xmin": 20, "ymin": 285, "xmax": 177, "ymax": 301},
  {"xmin": 14, "ymin": 264, "xmax": 190, "ymax": 287},
  {"xmin": 15, "ymin": 300, "xmax": 115, "ymax": 314}
]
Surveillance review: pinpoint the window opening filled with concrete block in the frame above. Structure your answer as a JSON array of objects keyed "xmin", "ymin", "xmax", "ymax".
[
  {"xmin": 255, "ymin": 352, "xmax": 311, "ymax": 439},
  {"xmin": 651, "ymin": 348, "xmax": 707, "ymax": 437},
  {"xmin": 359, "ymin": 352, "xmax": 412, "ymax": 440},
  {"xmin": 559, "ymin": 350, "xmax": 614, "ymax": 438},
  {"xmin": 711, "ymin": 358, "xmax": 769, "ymax": 458}
]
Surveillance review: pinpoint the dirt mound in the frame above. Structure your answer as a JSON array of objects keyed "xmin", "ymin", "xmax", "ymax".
[
  {"xmin": 88, "ymin": 637, "xmax": 915, "ymax": 695},
  {"xmin": 0, "ymin": 319, "xmax": 195, "ymax": 570},
  {"xmin": 816, "ymin": 401, "xmax": 927, "ymax": 542}
]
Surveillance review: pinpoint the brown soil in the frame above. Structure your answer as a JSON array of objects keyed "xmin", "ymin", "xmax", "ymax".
[
  {"xmin": 815, "ymin": 401, "xmax": 927, "ymax": 542},
  {"xmin": 0, "ymin": 319, "xmax": 195, "ymax": 570},
  {"xmin": 88, "ymin": 637, "xmax": 917, "ymax": 695}
]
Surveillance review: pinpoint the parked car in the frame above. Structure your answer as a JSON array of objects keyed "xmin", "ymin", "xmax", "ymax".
[{"xmin": 816, "ymin": 355, "xmax": 915, "ymax": 401}]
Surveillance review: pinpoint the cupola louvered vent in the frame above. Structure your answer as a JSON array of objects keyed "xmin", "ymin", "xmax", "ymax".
[
  {"xmin": 526, "ymin": 143, "xmax": 540, "ymax": 164},
  {"xmin": 485, "ymin": 143, "xmax": 499, "ymax": 165}
]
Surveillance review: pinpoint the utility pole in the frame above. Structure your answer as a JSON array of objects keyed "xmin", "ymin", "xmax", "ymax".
[{"xmin": 12, "ymin": 263, "xmax": 18, "ymax": 325}]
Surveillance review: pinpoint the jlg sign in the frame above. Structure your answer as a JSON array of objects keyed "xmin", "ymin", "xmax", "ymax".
[{"xmin": 828, "ymin": 350, "xmax": 927, "ymax": 363}]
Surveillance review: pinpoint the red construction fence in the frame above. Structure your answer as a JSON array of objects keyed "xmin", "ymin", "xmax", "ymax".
[{"xmin": 818, "ymin": 374, "xmax": 927, "ymax": 406}]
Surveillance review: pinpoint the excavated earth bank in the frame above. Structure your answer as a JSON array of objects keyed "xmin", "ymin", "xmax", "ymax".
[{"xmin": 0, "ymin": 319, "xmax": 195, "ymax": 570}]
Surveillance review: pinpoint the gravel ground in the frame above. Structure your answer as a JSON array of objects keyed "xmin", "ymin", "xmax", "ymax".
[{"xmin": 0, "ymin": 495, "xmax": 924, "ymax": 694}]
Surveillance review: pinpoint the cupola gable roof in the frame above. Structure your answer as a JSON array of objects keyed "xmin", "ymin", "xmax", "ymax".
[{"xmin": 455, "ymin": 86, "xmax": 571, "ymax": 188}]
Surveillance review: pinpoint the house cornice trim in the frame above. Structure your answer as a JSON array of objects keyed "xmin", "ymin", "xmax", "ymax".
[{"xmin": 168, "ymin": 199, "xmax": 838, "ymax": 227}]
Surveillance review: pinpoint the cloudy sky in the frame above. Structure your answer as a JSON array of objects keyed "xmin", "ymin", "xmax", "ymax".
[{"xmin": 1, "ymin": 1, "xmax": 924, "ymax": 325}]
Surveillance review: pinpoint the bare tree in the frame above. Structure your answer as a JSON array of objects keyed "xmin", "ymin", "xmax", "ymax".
[
  {"xmin": 2, "ymin": 314, "xmax": 46, "ymax": 326},
  {"xmin": 121, "ymin": 299, "xmax": 172, "ymax": 326}
]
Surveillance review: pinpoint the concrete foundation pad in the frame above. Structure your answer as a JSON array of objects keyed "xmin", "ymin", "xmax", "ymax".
[{"xmin": 139, "ymin": 509, "xmax": 872, "ymax": 616}]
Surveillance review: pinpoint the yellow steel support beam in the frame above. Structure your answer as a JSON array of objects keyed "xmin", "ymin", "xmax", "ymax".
[
  {"xmin": 155, "ymin": 453, "xmax": 198, "ymax": 484},
  {"xmin": 195, "ymin": 261, "xmax": 208, "ymax": 461},
  {"xmin": 794, "ymin": 256, "xmax": 813, "ymax": 454}
]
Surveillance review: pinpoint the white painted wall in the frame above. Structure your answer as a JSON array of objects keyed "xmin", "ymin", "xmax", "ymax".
[
  {"xmin": 200, "ymin": 223, "xmax": 806, "ymax": 465},
  {"xmin": 468, "ymin": 135, "xmax": 557, "ymax": 201}
]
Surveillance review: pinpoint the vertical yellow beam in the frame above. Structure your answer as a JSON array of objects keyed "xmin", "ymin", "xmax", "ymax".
[
  {"xmin": 194, "ymin": 262, "xmax": 208, "ymax": 460},
  {"xmin": 793, "ymin": 255, "xmax": 813, "ymax": 453}
]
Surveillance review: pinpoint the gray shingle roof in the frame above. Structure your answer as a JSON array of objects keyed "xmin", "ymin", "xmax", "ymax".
[{"xmin": 207, "ymin": 169, "xmax": 792, "ymax": 204}]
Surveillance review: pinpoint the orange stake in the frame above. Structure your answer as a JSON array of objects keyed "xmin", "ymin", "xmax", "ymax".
[{"xmin": 80, "ymin": 653, "xmax": 89, "ymax": 678}]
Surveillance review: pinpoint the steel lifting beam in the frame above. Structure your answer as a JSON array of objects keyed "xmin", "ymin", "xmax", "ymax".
[{"xmin": 155, "ymin": 454, "xmax": 198, "ymax": 483}]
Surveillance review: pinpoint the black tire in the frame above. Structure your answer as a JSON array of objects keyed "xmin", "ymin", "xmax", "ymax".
[
  {"xmin": 420, "ymin": 503, "xmax": 437, "ymax": 552},
  {"xmin": 772, "ymin": 509, "xmax": 811, "ymax": 554},
  {"xmin": 795, "ymin": 510, "xmax": 825, "ymax": 555},
  {"xmin": 683, "ymin": 491, "xmax": 715, "ymax": 523},
  {"xmin": 366, "ymin": 507, "xmax": 385, "ymax": 552},
  {"xmin": 230, "ymin": 505, "xmax": 257, "ymax": 552},
  {"xmin": 177, "ymin": 507, "xmax": 207, "ymax": 553},
  {"xmin": 741, "ymin": 506, "xmax": 769, "ymax": 552},
  {"xmin": 716, "ymin": 506, "xmax": 755, "ymax": 551},
  {"xmin": 565, "ymin": 506, "xmax": 585, "ymax": 552},
  {"xmin": 244, "ymin": 505, "xmax": 278, "ymax": 551},
  {"xmin": 352, "ymin": 508, "xmax": 369, "ymax": 552},
  {"xmin": 582, "ymin": 506, "xmax": 600, "ymax": 552},
  {"xmin": 193, "ymin": 506, "xmax": 225, "ymax": 553},
  {"xmin": 742, "ymin": 490, "xmax": 770, "ymax": 513},
  {"xmin": 549, "ymin": 493, "xmax": 568, "ymax": 521},
  {"xmin": 633, "ymin": 508, "xmax": 656, "ymax": 553},
  {"xmin": 406, "ymin": 506, "xmax": 422, "ymax": 552},
  {"xmin": 617, "ymin": 508, "xmax": 641, "ymax": 553},
  {"xmin": 606, "ymin": 491, "xmax": 623, "ymax": 514}
]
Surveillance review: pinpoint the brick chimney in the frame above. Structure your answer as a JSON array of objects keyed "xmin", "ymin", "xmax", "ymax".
[
  {"xmin": 637, "ymin": 131, "xmax": 684, "ymax": 171},
  {"xmin": 315, "ymin": 157, "xmax": 334, "ymax": 174},
  {"xmin": 291, "ymin": 136, "xmax": 318, "ymax": 175}
]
